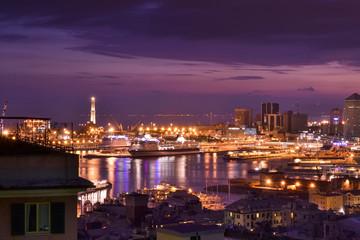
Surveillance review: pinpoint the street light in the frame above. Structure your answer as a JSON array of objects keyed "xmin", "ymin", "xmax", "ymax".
[{"xmin": 266, "ymin": 179, "xmax": 272, "ymax": 186}]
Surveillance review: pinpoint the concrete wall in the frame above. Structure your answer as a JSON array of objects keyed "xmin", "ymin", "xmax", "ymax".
[
  {"xmin": 0, "ymin": 154, "xmax": 79, "ymax": 181},
  {"xmin": 0, "ymin": 195, "xmax": 77, "ymax": 240}
]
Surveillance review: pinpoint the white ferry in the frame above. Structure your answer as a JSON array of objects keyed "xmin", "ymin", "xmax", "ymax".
[
  {"xmin": 129, "ymin": 134, "xmax": 200, "ymax": 157},
  {"xmin": 99, "ymin": 135, "xmax": 131, "ymax": 149}
]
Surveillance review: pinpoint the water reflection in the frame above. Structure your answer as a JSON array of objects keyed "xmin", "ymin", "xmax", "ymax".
[{"xmin": 79, "ymin": 154, "xmax": 288, "ymax": 198}]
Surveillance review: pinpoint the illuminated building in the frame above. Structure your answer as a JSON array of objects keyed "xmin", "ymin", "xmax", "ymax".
[
  {"xmin": 224, "ymin": 197, "xmax": 286, "ymax": 230},
  {"xmin": 343, "ymin": 190, "xmax": 360, "ymax": 214},
  {"xmin": 321, "ymin": 121, "xmax": 331, "ymax": 135},
  {"xmin": 234, "ymin": 108, "xmax": 253, "ymax": 127},
  {"xmin": 309, "ymin": 192, "xmax": 343, "ymax": 212},
  {"xmin": 343, "ymin": 190, "xmax": 360, "ymax": 207},
  {"xmin": 261, "ymin": 102, "xmax": 279, "ymax": 123},
  {"xmin": 90, "ymin": 97, "xmax": 96, "ymax": 124},
  {"xmin": 330, "ymin": 108, "xmax": 343, "ymax": 136},
  {"xmin": 344, "ymin": 93, "xmax": 360, "ymax": 139},
  {"xmin": 0, "ymin": 138, "xmax": 93, "ymax": 239},
  {"xmin": 261, "ymin": 102, "xmax": 281, "ymax": 131}
]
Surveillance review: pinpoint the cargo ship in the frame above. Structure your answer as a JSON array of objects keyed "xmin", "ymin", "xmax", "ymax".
[{"xmin": 129, "ymin": 134, "xmax": 200, "ymax": 157}]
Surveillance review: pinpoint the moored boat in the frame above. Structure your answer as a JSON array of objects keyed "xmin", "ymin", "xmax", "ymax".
[{"xmin": 128, "ymin": 134, "xmax": 200, "ymax": 157}]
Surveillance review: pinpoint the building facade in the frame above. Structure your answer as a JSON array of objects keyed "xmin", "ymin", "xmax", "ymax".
[
  {"xmin": 291, "ymin": 113, "xmax": 308, "ymax": 133},
  {"xmin": 0, "ymin": 138, "xmax": 93, "ymax": 240},
  {"xmin": 330, "ymin": 108, "xmax": 343, "ymax": 136},
  {"xmin": 261, "ymin": 102, "xmax": 281, "ymax": 131},
  {"xmin": 234, "ymin": 108, "xmax": 253, "ymax": 127},
  {"xmin": 309, "ymin": 192, "xmax": 343, "ymax": 212},
  {"xmin": 224, "ymin": 196, "xmax": 287, "ymax": 230},
  {"xmin": 344, "ymin": 93, "xmax": 360, "ymax": 139}
]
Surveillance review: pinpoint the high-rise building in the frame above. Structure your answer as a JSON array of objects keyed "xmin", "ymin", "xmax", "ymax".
[
  {"xmin": 264, "ymin": 114, "xmax": 282, "ymax": 131},
  {"xmin": 344, "ymin": 93, "xmax": 360, "ymax": 139},
  {"xmin": 261, "ymin": 102, "xmax": 279, "ymax": 124},
  {"xmin": 330, "ymin": 108, "xmax": 343, "ymax": 136},
  {"xmin": 234, "ymin": 108, "xmax": 253, "ymax": 127},
  {"xmin": 283, "ymin": 111, "xmax": 308, "ymax": 133},
  {"xmin": 90, "ymin": 97, "xmax": 96, "ymax": 124},
  {"xmin": 261, "ymin": 102, "xmax": 280, "ymax": 131},
  {"xmin": 291, "ymin": 113, "xmax": 308, "ymax": 133},
  {"xmin": 283, "ymin": 111, "xmax": 292, "ymax": 133}
]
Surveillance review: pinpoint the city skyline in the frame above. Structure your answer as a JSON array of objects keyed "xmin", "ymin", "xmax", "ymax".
[{"xmin": 1, "ymin": 0, "xmax": 359, "ymax": 123}]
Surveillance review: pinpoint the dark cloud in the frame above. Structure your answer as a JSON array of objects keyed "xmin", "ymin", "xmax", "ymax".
[
  {"xmin": 167, "ymin": 74, "xmax": 194, "ymax": 77},
  {"xmin": 101, "ymin": 75, "xmax": 118, "ymax": 79},
  {"xmin": 217, "ymin": 76, "xmax": 265, "ymax": 81},
  {"xmin": 297, "ymin": 87, "xmax": 316, "ymax": 92},
  {"xmin": 68, "ymin": 46, "xmax": 137, "ymax": 59},
  {"xmin": 239, "ymin": 68, "xmax": 297, "ymax": 75},
  {"xmin": 3, "ymin": 0, "xmax": 360, "ymax": 65},
  {"xmin": 204, "ymin": 70, "xmax": 222, "ymax": 74}
]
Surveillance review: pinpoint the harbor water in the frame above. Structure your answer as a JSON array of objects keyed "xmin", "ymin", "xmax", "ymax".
[{"xmin": 79, "ymin": 152, "xmax": 289, "ymax": 198}]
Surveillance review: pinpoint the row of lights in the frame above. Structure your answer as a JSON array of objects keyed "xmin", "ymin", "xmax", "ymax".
[
  {"xmin": 266, "ymin": 179, "xmax": 316, "ymax": 188},
  {"xmin": 139, "ymin": 127, "xmax": 197, "ymax": 132}
]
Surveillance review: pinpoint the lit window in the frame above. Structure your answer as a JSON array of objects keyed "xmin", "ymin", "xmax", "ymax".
[{"xmin": 26, "ymin": 203, "xmax": 50, "ymax": 233}]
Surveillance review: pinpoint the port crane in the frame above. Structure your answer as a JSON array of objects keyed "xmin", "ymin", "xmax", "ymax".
[
  {"xmin": 110, "ymin": 115, "xmax": 123, "ymax": 133},
  {"xmin": 0, "ymin": 100, "xmax": 8, "ymax": 134},
  {"xmin": 130, "ymin": 120, "xmax": 141, "ymax": 131}
]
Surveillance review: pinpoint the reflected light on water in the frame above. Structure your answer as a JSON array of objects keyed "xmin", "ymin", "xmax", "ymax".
[{"xmin": 79, "ymin": 154, "xmax": 289, "ymax": 197}]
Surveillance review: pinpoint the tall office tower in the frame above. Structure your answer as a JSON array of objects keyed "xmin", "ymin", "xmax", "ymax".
[
  {"xmin": 261, "ymin": 102, "xmax": 279, "ymax": 123},
  {"xmin": 234, "ymin": 108, "xmax": 253, "ymax": 127},
  {"xmin": 344, "ymin": 93, "xmax": 360, "ymax": 139},
  {"xmin": 261, "ymin": 102, "xmax": 280, "ymax": 131},
  {"xmin": 291, "ymin": 113, "xmax": 308, "ymax": 133},
  {"xmin": 330, "ymin": 108, "xmax": 343, "ymax": 136},
  {"xmin": 90, "ymin": 97, "xmax": 96, "ymax": 124},
  {"xmin": 283, "ymin": 111, "xmax": 292, "ymax": 133}
]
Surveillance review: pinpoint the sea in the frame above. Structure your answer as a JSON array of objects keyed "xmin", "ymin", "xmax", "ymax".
[{"xmin": 79, "ymin": 152, "xmax": 289, "ymax": 199}]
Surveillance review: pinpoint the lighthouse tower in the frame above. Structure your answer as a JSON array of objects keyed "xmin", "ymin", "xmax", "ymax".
[{"xmin": 90, "ymin": 97, "xmax": 96, "ymax": 124}]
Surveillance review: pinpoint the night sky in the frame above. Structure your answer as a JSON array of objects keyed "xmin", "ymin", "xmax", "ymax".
[{"xmin": 1, "ymin": 0, "xmax": 359, "ymax": 125}]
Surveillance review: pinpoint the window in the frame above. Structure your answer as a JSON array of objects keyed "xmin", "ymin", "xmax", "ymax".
[
  {"xmin": 11, "ymin": 202, "xmax": 65, "ymax": 236},
  {"xmin": 26, "ymin": 203, "xmax": 50, "ymax": 233}
]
